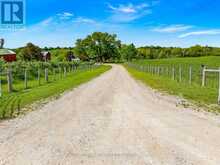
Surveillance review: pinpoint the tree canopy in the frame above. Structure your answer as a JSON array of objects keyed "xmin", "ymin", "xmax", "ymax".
[
  {"xmin": 120, "ymin": 44, "xmax": 138, "ymax": 61},
  {"xmin": 18, "ymin": 43, "xmax": 41, "ymax": 61},
  {"xmin": 74, "ymin": 32, "xmax": 121, "ymax": 62},
  {"xmin": 14, "ymin": 32, "xmax": 220, "ymax": 63}
]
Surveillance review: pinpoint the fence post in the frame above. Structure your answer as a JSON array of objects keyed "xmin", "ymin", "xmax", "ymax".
[
  {"xmin": 71, "ymin": 65, "xmax": 74, "ymax": 71},
  {"xmin": 179, "ymin": 66, "xmax": 182, "ymax": 82},
  {"xmin": 7, "ymin": 66, "xmax": 13, "ymax": 93},
  {"xmin": 0, "ymin": 70, "xmax": 2, "ymax": 97},
  {"xmin": 53, "ymin": 68, "xmax": 56, "ymax": 81},
  {"xmin": 158, "ymin": 66, "xmax": 160, "ymax": 75},
  {"xmin": 38, "ymin": 68, "xmax": 41, "ymax": 85},
  {"xmin": 24, "ymin": 69, "xmax": 28, "ymax": 89},
  {"xmin": 59, "ymin": 67, "xmax": 62, "ymax": 79},
  {"xmin": 189, "ymin": 65, "xmax": 192, "ymax": 84},
  {"xmin": 69, "ymin": 66, "xmax": 71, "ymax": 73},
  {"xmin": 218, "ymin": 68, "xmax": 220, "ymax": 104},
  {"xmin": 45, "ymin": 68, "xmax": 48, "ymax": 82},
  {"xmin": 172, "ymin": 67, "xmax": 175, "ymax": 80},
  {"xmin": 202, "ymin": 66, "xmax": 206, "ymax": 87},
  {"xmin": 64, "ymin": 67, "xmax": 67, "ymax": 77}
]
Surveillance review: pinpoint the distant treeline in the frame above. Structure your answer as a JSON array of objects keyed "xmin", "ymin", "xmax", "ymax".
[
  {"xmin": 137, "ymin": 45, "xmax": 220, "ymax": 59},
  {"xmin": 11, "ymin": 32, "xmax": 220, "ymax": 63}
]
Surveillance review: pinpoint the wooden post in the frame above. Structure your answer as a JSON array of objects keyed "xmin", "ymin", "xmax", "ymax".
[
  {"xmin": 24, "ymin": 69, "xmax": 28, "ymax": 89},
  {"xmin": 7, "ymin": 66, "xmax": 13, "ymax": 93},
  {"xmin": 45, "ymin": 68, "xmax": 48, "ymax": 82},
  {"xmin": 59, "ymin": 67, "xmax": 62, "ymax": 79},
  {"xmin": 179, "ymin": 66, "xmax": 182, "ymax": 82},
  {"xmin": 38, "ymin": 68, "xmax": 41, "ymax": 85},
  {"xmin": 0, "ymin": 70, "xmax": 2, "ymax": 97},
  {"xmin": 202, "ymin": 66, "xmax": 206, "ymax": 87},
  {"xmin": 189, "ymin": 65, "xmax": 192, "ymax": 84},
  {"xmin": 218, "ymin": 68, "xmax": 220, "ymax": 104},
  {"xmin": 64, "ymin": 67, "xmax": 67, "ymax": 77},
  {"xmin": 53, "ymin": 68, "xmax": 56, "ymax": 81},
  {"xmin": 172, "ymin": 67, "xmax": 175, "ymax": 80}
]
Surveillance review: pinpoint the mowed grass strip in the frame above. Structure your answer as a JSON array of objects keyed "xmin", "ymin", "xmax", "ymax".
[
  {"xmin": 132, "ymin": 56, "xmax": 220, "ymax": 89},
  {"xmin": 124, "ymin": 65, "xmax": 220, "ymax": 113},
  {"xmin": 0, "ymin": 65, "xmax": 111, "ymax": 119}
]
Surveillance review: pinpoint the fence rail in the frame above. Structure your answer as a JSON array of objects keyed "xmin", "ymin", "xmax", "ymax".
[
  {"xmin": 0, "ymin": 62, "xmax": 100, "ymax": 119},
  {"xmin": 127, "ymin": 63, "xmax": 220, "ymax": 104},
  {"xmin": 0, "ymin": 63, "xmax": 99, "ymax": 97}
]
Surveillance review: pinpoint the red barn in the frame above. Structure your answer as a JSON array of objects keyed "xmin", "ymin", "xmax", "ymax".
[{"xmin": 0, "ymin": 49, "xmax": 16, "ymax": 62}]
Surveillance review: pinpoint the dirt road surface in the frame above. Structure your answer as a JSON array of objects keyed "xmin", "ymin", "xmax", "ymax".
[{"xmin": 0, "ymin": 65, "xmax": 220, "ymax": 165}]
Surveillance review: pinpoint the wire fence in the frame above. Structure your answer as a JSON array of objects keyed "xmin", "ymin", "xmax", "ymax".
[
  {"xmin": 0, "ymin": 62, "xmax": 100, "ymax": 119},
  {"xmin": 127, "ymin": 62, "xmax": 220, "ymax": 104},
  {"xmin": 127, "ymin": 63, "xmax": 220, "ymax": 89}
]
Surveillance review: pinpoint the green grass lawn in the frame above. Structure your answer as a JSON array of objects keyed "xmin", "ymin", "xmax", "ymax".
[
  {"xmin": 125, "ymin": 57, "xmax": 220, "ymax": 113},
  {"xmin": 133, "ymin": 56, "xmax": 220, "ymax": 66},
  {"xmin": 132, "ymin": 56, "xmax": 220, "ymax": 89},
  {"xmin": 0, "ymin": 65, "xmax": 111, "ymax": 119}
]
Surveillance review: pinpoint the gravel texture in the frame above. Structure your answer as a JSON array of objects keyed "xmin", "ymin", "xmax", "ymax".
[{"xmin": 0, "ymin": 64, "xmax": 220, "ymax": 165}]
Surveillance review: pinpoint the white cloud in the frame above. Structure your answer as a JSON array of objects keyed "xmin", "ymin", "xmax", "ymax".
[
  {"xmin": 179, "ymin": 30, "xmax": 220, "ymax": 38},
  {"xmin": 107, "ymin": 3, "xmax": 153, "ymax": 23},
  {"xmin": 108, "ymin": 3, "xmax": 137, "ymax": 14},
  {"xmin": 152, "ymin": 25, "xmax": 193, "ymax": 33},
  {"xmin": 57, "ymin": 12, "xmax": 74, "ymax": 20},
  {"xmin": 34, "ymin": 12, "xmax": 75, "ymax": 28},
  {"xmin": 38, "ymin": 17, "xmax": 54, "ymax": 26},
  {"xmin": 73, "ymin": 17, "xmax": 97, "ymax": 24}
]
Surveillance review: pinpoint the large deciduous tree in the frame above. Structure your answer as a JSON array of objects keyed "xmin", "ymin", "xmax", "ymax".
[
  {"xmin": 18, "ymin": 43, "xmax": 42, "ymax": 61},
  {"xmin": 74, "ymin": 32, "xmax": 121, "ymax": 62},
  {"xmin": 120, "ymin": 44, "xmax": 138, "ymax": 61}
]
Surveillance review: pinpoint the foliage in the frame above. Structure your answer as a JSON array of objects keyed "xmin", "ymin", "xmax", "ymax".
[
  {"xmin": 13, "ymin": 32, "xmax": 220, "ymax": 63},
  {"xmin": 137, "ymin": 45, "xmax": 220, "ymax": 59},
  {"xmin": 18, "ymin": 43, "xmax": 42, "ymax": 61},
  {"xmin": 120, "ymin": 44, "xmax": 138, "ymax": 61},
  {"xmin": 49, "ymin": 48, "xmax": 75, "ymax": 62},
  {"xmin": 74, "ymin": 32, "xmax": 121, "ymax": 62}
]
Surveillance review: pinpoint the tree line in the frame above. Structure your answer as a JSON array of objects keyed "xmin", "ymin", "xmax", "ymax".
[
  {"xmin": 138, "ymin": 45, "xmax": 220, "ymax": 59},
  {"xmin": 13, "ymin": 32, "xmax": 220, "ymax": 63}
]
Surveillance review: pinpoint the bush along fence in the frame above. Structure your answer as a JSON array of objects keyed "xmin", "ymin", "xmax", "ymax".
[
  {"xmin": 127, "ymin": 62, "xmax": 220, "ymax": 104},
  {"xmin": 0, "ymin": 61, "xmax": 99, "ymax": 119}
]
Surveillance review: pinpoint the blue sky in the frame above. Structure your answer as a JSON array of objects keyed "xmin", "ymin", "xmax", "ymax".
[{"xmin": 2, "ymin": 0, "xmax": 220, "ymax": 48}]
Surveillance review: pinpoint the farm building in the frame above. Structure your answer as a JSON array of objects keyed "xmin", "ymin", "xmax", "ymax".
[
  {"xmin": 40, "ymin": 51, "xmax": 51, "ymax": 62},
  {"xmin": 0, "ymin": 49, "xmax": 16, "ymax": 62}
]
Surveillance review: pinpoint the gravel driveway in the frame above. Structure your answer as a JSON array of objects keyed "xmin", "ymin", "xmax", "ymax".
[{"xmin": 0, "ymin": 64, "xmax": 220, "ymax": 165}]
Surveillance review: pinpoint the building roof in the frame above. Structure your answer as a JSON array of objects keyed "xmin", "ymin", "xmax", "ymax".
[{"xmin": 0, "ymin": 49, "xmax": 16, "ymax": 56}]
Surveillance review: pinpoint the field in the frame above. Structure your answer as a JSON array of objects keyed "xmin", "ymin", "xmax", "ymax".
[
  {"xmin": 125, "ymin": 56, "xmax": 220, "ymax": 112},
  {"xmin": 0, "ymin": 64, "xmax": 111, "ymax": 119}
]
